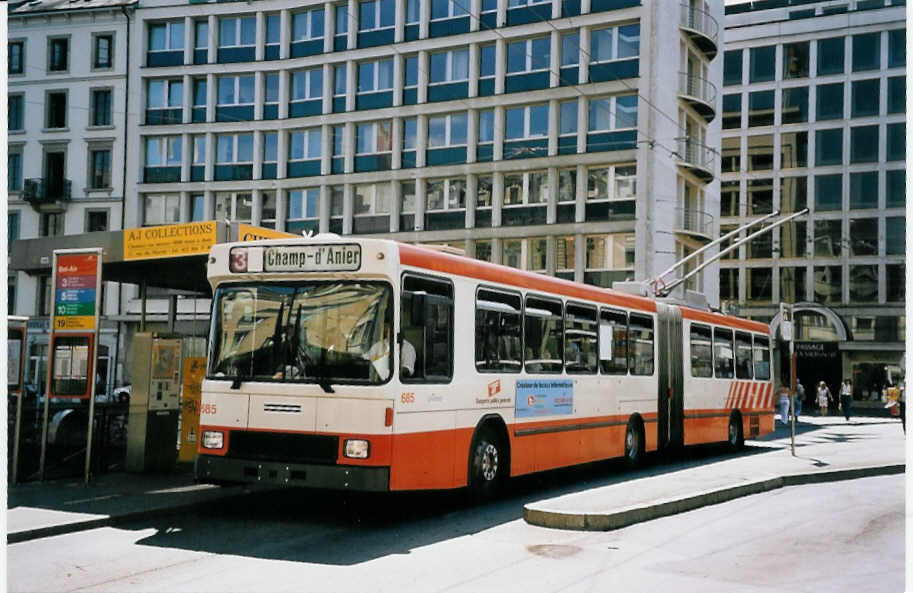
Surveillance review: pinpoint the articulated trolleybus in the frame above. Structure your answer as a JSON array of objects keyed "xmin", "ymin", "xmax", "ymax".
[{"xmin": 197, "ymin": 236, "xmax": 774, "ymax": 497}]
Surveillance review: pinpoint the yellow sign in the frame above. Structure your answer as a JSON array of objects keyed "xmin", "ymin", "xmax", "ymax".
[
  {"xmin": 123, "ymin": 221, "xmax": 218, "ymax": 261},
  {"xmin": 178, "ymin": 357, "xmax": 206, "ymax": 463},
  {"xmin": 239, "ymin": 224, "xmax": 297, "ymax": 242},
  {"xmin": 53, "ymin": 316, "xmax": 95, "ymax": 330}
]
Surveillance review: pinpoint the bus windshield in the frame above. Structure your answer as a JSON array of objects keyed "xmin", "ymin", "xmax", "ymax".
[{"xmin": 209, "ymin": 281, "xmax": 393, "ymax": 386}]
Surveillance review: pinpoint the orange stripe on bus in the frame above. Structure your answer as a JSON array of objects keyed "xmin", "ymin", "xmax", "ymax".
[
  {"xmin": 398, "ymin": 243, "xmax": 658, "ymax": 313},
  {"xmin": 679, "ymin": 307, "xmax": 770, "ymax": 334}
]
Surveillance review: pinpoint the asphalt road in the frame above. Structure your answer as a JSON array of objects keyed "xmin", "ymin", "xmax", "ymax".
[{"xmin": 8, "ymin": 468, "xmax": 904, "ymax": 593}]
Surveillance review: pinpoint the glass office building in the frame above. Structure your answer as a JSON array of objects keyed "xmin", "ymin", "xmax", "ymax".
[{"xmin": 722, "ymin": 0, "xmax": 905, "ymax": 400}]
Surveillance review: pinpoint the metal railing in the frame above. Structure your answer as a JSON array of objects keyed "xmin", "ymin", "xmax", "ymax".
[
  {"xmin": 678, "ymin": 72, "xmax": 717, "ymax": 107},
  {"xmin": 675, "ymin": 207, "xmax": 714, "ymax": 236},
  {"xmin": 23, "ymin": 178, "xmax": 72, "ymax": 203},
  {"xmin": 680, "ymin": 3, "xmax": 719, "ymax": 45},
  {"xmin": 676, "ymin": 138, "xmax": 716, "ymax": 174}
]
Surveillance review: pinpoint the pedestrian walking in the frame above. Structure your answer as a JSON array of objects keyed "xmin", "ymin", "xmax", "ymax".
[
  {"xmin": 840, "ymin": 379, "xmax": 853, "ymax": 421},
  {"xmin": 794, "ymin": 381, "xmax": 805, "ymax": 419},
  {"xmin": 816, "ymin": 381, "xmax": 832, "ymax": 416},
  {"xmin": 777, "ymin": 385, "xmax": 790, "ymax": 425}
]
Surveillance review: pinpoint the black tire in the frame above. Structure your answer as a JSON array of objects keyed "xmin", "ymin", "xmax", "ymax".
[
  {"xmin": 467, "ymin": 428, "xmax": 505, "ymax": 502},
  {"xmin": 728, "ymin": 412, "xmax": 744, "ymax": 451},
  {"xmin": 624, "ymin": 418, "xmax": 644, "ymax": 467}
]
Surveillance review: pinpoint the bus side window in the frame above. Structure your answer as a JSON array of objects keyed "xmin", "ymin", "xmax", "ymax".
[
  {"xmin": 599, "ymin": 308, "xmax": 628, "ymax": 375},
  {"xmin": 689, "ymin": 323, "xmax": 713, "ymax": 378},
  {"xmin": 714, "ymin": 327, "xmax": 734, "ymax": 378},
  {"xmin": 628, "ymin": 314, "xmax": 654, "ymax": 376},
  {"xmin": 524, "ymin": 296, "xmax": 563, "ymax": 374},
  {"xmin": 475, "ymin": 289, "xmax": 522, "ymax": 373},
  {"xmin": 565, "ymin": 303, "xmax": 598, "ymax": 374},
  {"xmin": 734, "ymin": 331, "xmax": 753, "ymax": 379},
  {"xmin": 753, "ymin": 335, "xmax": 771, "ymax": 380},
  {"xmin": 400, "ymin": 275, "xmax": 453, "ymax": 383}
]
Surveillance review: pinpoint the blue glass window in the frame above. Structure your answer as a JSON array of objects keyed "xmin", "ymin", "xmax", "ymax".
[
  {"xmin": 723, "ymin": 49, "xmax": 742, "ymax": 86},
  {"xmin": 293, "ymin": 8, "xmax": 325, "ymax": 41},
  {"xmin": 817, "ymin": 37, "xmax": 844, "ymax": 75},
  {"xmin": 852, "ymin": 32, "xmax": 880, "ymax": 71},
  {"xmin": 749, "ymin": 46, "xmax": 775, "ymax": 82}
]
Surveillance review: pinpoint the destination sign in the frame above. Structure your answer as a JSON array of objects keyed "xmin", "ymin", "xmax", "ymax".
[{"xmin": 262, "ymin": 244, "xmax": 362, "ymax": 272}]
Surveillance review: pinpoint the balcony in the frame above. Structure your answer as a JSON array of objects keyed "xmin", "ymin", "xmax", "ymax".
[
  {"xmin": 675, "ymin": 138, "xmax": 716, "ymax": 182},
  {"xmin": 675, "ymin": 207, "xmax": 714, "ymax": 241},
  {"xmin": 678, "ymin": 72, "xmax": 717, "ymax": 122},
  {"xmin": 23, "ymin": 178, "xmax": 71, "ymax": 212},
  {"xmin": 680, "ymin": 4, "xmax": 719, "ymax": 60}
]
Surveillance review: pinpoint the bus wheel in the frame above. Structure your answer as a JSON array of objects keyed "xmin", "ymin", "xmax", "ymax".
[
  {"xmin": 624, "ymin": 418, "xmax": 644, "ymax": 467},
  {"xmin": 728, "ymin": 411, "xmax": 744, "ymax": 451},
  {"xmin": 468, "ymin": 429, "xmax": 504, "ymax": 502}
]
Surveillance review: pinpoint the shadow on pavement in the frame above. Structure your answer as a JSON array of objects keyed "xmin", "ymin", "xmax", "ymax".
[{"xmin": 125, "ymin": 440, "xmax": 778, "ymax": 565}]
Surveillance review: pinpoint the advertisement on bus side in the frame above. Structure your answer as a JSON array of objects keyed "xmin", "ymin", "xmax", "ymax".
[{"xmin": 515, "ymin": 379, "xmax": 574, "ymax": 418}]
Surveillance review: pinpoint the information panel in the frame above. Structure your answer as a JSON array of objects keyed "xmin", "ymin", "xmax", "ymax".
[
  {"xmin": 123, "ymin": 221, "xmax": 217, "ymax": 261},
  {"xmin": 54, "ymin": 253, "xmax": 100, "ymax": 331},
  {"xmin": 515, "ymin": 379, "xmax": 574, "ymax": 418}
]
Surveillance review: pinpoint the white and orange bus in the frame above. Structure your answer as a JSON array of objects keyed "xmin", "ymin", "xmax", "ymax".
[{"xmin": 196, "ymin": 236, "xmax": 773, "ymax": 498}]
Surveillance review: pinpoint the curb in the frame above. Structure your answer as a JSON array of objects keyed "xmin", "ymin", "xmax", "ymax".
[
  {"xmin": 7, "ymin": 487, "xmax": 251, "ymax": 545},
  {"xmin": 522, "ymin": 463, "xmax": 906, "ymax": 531}
]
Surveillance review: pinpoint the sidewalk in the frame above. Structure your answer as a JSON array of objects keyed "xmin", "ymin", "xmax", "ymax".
[
  {"xmin": 524, "ymin": 415, "xmax": 906, "ymax": 530},
  {"xmin": 6, "ymin": 468, "xmax": 253, "ymax": 543}
]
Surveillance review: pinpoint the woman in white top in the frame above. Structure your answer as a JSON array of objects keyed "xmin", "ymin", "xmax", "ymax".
[
  {"xmin": 817, "ymin": 381, "xmax": 832, "ymax": 416},
  {"xmin": 839, "ymin": 379, "xmax": 853, "ymax": 421}
]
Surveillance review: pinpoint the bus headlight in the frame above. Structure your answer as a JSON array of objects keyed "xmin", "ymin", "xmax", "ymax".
[
  {"xmin": 201, "ymin": 430, "xmax": 224, "ymax": 449},
  {"xmin": 343, "ymin": 439, "xmax": 370, "ymax": 459}
]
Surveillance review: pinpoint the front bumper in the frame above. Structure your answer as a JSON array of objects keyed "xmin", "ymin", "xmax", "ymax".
[{"xmin": 195, "ymin": 455, "xmax": 390, "ymax": 491}]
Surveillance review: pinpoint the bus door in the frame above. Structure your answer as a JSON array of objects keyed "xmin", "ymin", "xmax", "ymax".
[{"xmin": 656, "ymin": 303, "xmax": 683, "ymax": 453}]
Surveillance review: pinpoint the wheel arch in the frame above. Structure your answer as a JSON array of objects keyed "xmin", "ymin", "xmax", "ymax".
[{"xmin": 467, "ymin": 413, "xmax": 511, "ymax": 480}]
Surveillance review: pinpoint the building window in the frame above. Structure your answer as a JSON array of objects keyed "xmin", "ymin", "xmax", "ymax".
[
  {"xmin": 589, "ymin": 24, "xmax": 640, "ymax": 63},
  {"xmin": 354, "ymin": 183, "xmax": 392, "ymax": 216},
  {"xmin": 850, "ymin": 125, "xmax": 879, "ymax": 164},
  {"xmin": 148, "ymin": 79, "xmax": 183, "ymax": 113},
  {"xmin": 851, "ymin": 79, "xmax": 880, "ymax": 118},
  {"xmin": 747, "ymin": 134, "xmax": 773, "ymax": 171},
  {"xmin": 38, "ymin": 276, "xmax": 52, "ymax": 316},
  {"xmin": 214, "ymin": 192, "xmax": 253, "ymax": 222},
  {"xmin": 560, "ymin": 100, "xmax": 577, "ymax": 136},
  {"xmin": 782, "ymin": 41, "xmax": 809, "ymax": 78},
  {"xmin": 886, "ymin": 123, "xmax": 905, "ymax": 161},
  {"xmin": 816, "ymin": 82, "xmax": 843, "ymax": 120},
  {"xmin": 145, "ymin": 136, "xmax": 182, "ymax": 167},
  {"xmin": 746, "ymin": 268, "xmax": 772, "ymax": 302},
  {"xmin": 8, "ymin": 40, "xmax": 24, "ymax": 75},
  {"xmin": 749, "ymin": 45, "xmax": 775, "ymax": 83},
  {"xmin": 428, "ymin": 113, "xmax": 468, "ymax": 147},
  {"xmin": 193, "ymin": 134, "xmax": 206, "ymax": 167},
  {"xmin": 849, "ymin": 171, "xmax": 877, "ymax": 209},
  {"xmin": 8, "ymin": 153, "xmax": 22, "ymax": 191},
  {"xmin": 561, "ymin": 31, "xmax": 579, "ymax": 67},
  {"xmin": 817, "ymin": 36, "xmax": 844, "ymax": 75},
  {"xmin": 852, "ymin": 32, "xmax": 880, "ymax": 72},
  {"xmin": 587, "ymin": 164, "xmax": 636, "ymax": 202},
  {"xmin": 503, "ymin": 170, "xmax": 548, "ymax": 206},
  {"xmin": 359, "ymin": 0, "xmax": 395, "ymax": 31},
  {"xmin": 262, "ymin": 131, "xmax": 277, "ymax": 166},
  {"xmin": 89, "ymin": 149, "xmax": 111, "ymax": 189},
  {"xmin": 193, "ymin": 78, "xmax": 207, "ymax": 110},
  {"xmin": 288, "ymin": 188, "xmax": 320, "ymax": 221},
  {"xmin": 747, "ymin": 178, "xmax": 773, "ymax": 215},
  {"xmin": 216, "ymin": 133, "xmax": 253, "ymax": 165},
  {"xmin": 148, "ymin": 21, "xmax": 185, "ymax": 52},
  {"xmin": 429, "ymin": 48, "xmax": 469, "ymax": 85},
  {"xmin": 886, "ymin": 265, "xmax": 904, "ymax": 302},
  {"xmin": 747, "ymin": 90, "xmax": 774, "ymax": 127},
  {"xmin": 46, "ymin": 91, "xmax": 67, "ymax": 128},
  {"xmin": 48, "ymin": 37, "xmax": 69, "ymax": 71},
  {"xmin": 406, "ymin": 0, "xmax": 420, "ymax": 23},
  {"xmin": 477, "ymin": 109, "xmax": 494, "ymax": 145},
  {"xmin": 781, "ymin": 87, "xmax": 808, "ymax": 124},
  {"xmin": 588, "ymin": 94, "xmax": 637, "ymax": 131},
  {"xmin": 143, "ymin": 194, "xmax": 181, "ymax": 226},
  {"xmin": 506, "ymin": 104, "xmax": 548, "ymax": 140},
  {"xmin": 723, "ymin": 49, "xmax": 742, "ymax": 86},
  {"xmin": 722, "ymin": 93, "xmax": 741, "ymax": 129},
  {"xmin": 264, "ymin": 73, "xmax": 279, "ymax": 109},
  {"xmin": 85, "ymin": 210, "xmax": 109, "ymax": 232},
  {"xmin": 720, "ymin": 181, "xmax": 738, "ymax": 217},
  {"xmin": 815, "ymin": 129, "xmax": 842, "ymax": 166},
  {"xmin": 887, "ymin": 76, "xmax": 905, "ymax": 114},
  {"xmin": 425, "ymin": 178, "xmax": 464, "ymax": 212},
  {"xmin": 886, "ymin": 217, "xmax": 905, "ymax": 254},
  {"xmin": 780, "ymin": 220, "xmax": 806, "ymax": 258},
  {"xmin": 8, "ymin": 211, "xmax": 20, "ymax": 252},
  {"xmin": 335, "ymin": 4, "xmax": 349, "ymax": 36},
  {"xmin": 508, "ymin": 36, "xmax": 550, "ymax": 74},
  {"xmin": 813, "ymin": 266, "xmax": 842, "ymax": 304},
  {"xmin": 780, "ymin": 267, "xmax": 806, "ymax": 303},
  {"xmin": 289, "ymin": 128, "xmax": 322, "ymax": 161},
  {"xmin": 195, "ymin": 20, "xmax": 209, "ymax": 50},
  {"xmin": 40, "ymin": 212, "xmax": 64, "ymax": 237},
  {"xmin": 357, "ymin": 59, "xmax": 392, "ymax": 92},
  {"xmin": 479, "ymin": 43, "xmax": 496, "ymax": 79},
  {"xmin": 8, "ymin": 94, "xmax": 24, "ymax": 131},
  {"xmin": 721, "ymin": 137, "xmax": 740, "ymax": 172},
  {"xmin": 431, "ymin": 0, "xmax": 468, "ymax": 20},
  {"xmin": 888, "ymin": 29, "xmax": 905, "ymax": 68},
  {"xmin": 780, "ymin": 177, "xmax": 806, "ymax": 213},
  {"xmin": 292, "ymin": 8, "xmax": 325, "ymax": 41},
  {"xmin": 886, "ymin": 169, "xmax": 905, "ymax": 207},
  {"xmin": 218, "ymin": 75, "xmax": 255, "ymax": 107},
  {"xmin": 334, "ymin": 64, "xmax": 347, "ymax": 99},
  {"xmin": 91, "ymin": 89, "xmax": 112, "ymax": 126},
  {"xmin": 219, "ymin": 16, "xmax": 256, "ymax": 49},
  {"xmin": 814, "ymin": 174, "xmax": 842, "ymax": 211},
  {"xmin": 780, "ymin": 131, "xmax": 807, "ymax": 168},
  {"xmin": 93, "ymin": 34, "xmax": 113, "ymax": 69},
  {"xmin": 849, "ymin": 218, "xmax": 878, "ymax": 256},
  {"xmin": 356, "ymin": 121, "xmax": 392, "ymax": 154},
  {"xmin": 814, "ymin": 220, "xmax": 842, "ymax": 257}
]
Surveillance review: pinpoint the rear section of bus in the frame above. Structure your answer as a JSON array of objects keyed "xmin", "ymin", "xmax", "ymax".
[{"xmin": 195, "ymin": 237, "xmax": 401, "ymax": 491}]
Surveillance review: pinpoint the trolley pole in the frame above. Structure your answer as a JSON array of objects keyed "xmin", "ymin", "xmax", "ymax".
[{"xmin": 780, "ymin": 303, "xmax": 796, "ymax": 456}]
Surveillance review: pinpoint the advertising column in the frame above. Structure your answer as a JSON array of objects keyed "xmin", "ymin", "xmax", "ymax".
[{"xmin": 39, "ymin": 249, "xmax": 102, "ymax": 484}]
